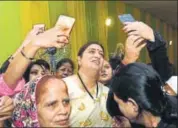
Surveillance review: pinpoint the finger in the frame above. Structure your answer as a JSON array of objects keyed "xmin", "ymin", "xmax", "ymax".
[
  {"xmin": 0, "ymin": 103, "xmax": 14, "ymax": 113},
  {"xmin": 0, "ymin": 96, "xmax": 7, "ymax": 106},
  {"xmin": 0, "ymin": 111, "xmax": 13, "ymax": 117},
  {"xmin": 0, "ymin": 97, "xmax": 4, "ymax": 106},
  {"xmin": 29, "ymin": 28, "xmax": 40, "ymax": 36},
  {"xmin": 127, "ymin": 35, "xmax": 142, "ymax": 46},
  {"xmin": 137, "ymin": 42, "xmax": 147, "ymax": 51},
  {"xmin": 132, "ymin": 36, "xmax": 144, "ymax": 47},
  {"xmin": 53, "ymin": 41, "xmax": 65, "ymax": 49},
  {"xmin": 126, "ymin": 35, "xmax": 136, "ymax": 45},
  {"xmin": 3, "ymin": 97, "xmax": 13, "ymax": 107},
  {"xmin": 134, "ymin": 37, "xmax": 145, "ymax": 47},
  {"xmin": 123, "ymin": 22, "xmax": 132, "ymax": 26},
  {"xmin": 123, "ymin": 22, "xmax": 138, "ymax": 33},
  {"xmin": 127, "ymin": 30, "xmax": 139, "ymax": 36},
  {"xmin": 57, "ymin": 36, "xmax": 69, "ymax": 44},
  {"xmin": 0, "ymin": 116, "xmax": 12, "ymax": 121}
]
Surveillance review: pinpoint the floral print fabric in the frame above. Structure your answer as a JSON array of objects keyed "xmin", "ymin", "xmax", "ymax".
[{"xmin": 12, "ymin": 77, "xmax": 41, "ymax": 127}]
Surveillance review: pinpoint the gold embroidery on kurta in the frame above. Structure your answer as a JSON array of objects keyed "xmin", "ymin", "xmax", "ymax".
[
  {"xmin": 100, "ymin": 111, "xmax": 109, "ymax": 121},
  {"xmin": 79, "ymin": 119, "xmax": 92, "ymax": 127},
  {"xmin": 78, "ymin": 102, "xmax": 85, "ymax": 111}
]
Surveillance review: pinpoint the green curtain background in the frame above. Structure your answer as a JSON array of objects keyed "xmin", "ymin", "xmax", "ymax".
[{"xmin": 0, "ymin": 1, "xmax": 177, "ymax": 72}]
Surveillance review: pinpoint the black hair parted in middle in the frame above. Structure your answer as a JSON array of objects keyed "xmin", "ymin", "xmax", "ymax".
[{"xmin": 77, "ymin": 41, "xmax": 104, "ymax": 57}]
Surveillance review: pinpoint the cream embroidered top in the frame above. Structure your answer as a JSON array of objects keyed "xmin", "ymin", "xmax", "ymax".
[{"xmin": 63, "ymin": 75, "xmax": 112, "ymax": 127}]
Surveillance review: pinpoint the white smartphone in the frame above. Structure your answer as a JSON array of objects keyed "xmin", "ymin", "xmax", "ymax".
[{"xmin": 55, "ymin": 15, "xmax": 75, "ymax": 35}]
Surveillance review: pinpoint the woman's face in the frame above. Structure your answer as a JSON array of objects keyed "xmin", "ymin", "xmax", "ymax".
[
  {"xmin": 99, "ymin": 60, "xmax": 112, "ymax": 84},
  {"xmin": 29, "ymin": 64, "xmax": 46, "ymax": 82},
  {"xmin": 113, "ymin": 94, "xmax": 138, "ymax": 122},
  {"xmin": 56, "ymin": 62, "xmax": 73, "ymax": 78},
  {"xmin": 37, "ymin": 79, "xmax": 71, "ymax": 127},
  {"xmin": 78, "ymin": 44, "xmax": 104, "ymax": 71}
]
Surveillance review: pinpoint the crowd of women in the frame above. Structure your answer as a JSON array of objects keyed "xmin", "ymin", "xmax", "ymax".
[{"xmin": 0, "ymin": 18, "xmax": 177, "ymax": 127}]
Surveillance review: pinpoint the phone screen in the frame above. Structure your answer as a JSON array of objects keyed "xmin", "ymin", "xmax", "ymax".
[
  {"xmin": 55, "ymin": 15, "xmax": 75, "ymax": 35},
  {"xmin": 118, "ymin": 14, "xmax": 135, "ymax": 24}
]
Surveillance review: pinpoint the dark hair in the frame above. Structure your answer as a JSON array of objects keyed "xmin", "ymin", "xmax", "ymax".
[
  {"xmin": 77, "ymin": 41, "xmax": 104, "ymax": 57},
  {"xmin": 108, "ymin": 62, "xmax": 171, "ymax": 119},
  {"xmin": 0, "ymin": 57, "xmax": 11, "ymax": 74},
  {"xmin": 23, "ymin": 59, "xmax": 50, "ymax": 82},
  {"xmin": 56, "ymin": 58, "xmax": 74, "ymax": 71}
]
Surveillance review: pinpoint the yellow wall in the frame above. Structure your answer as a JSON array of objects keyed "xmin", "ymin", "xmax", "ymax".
[{"xmin": 0, "ymin": 1, "xmax": 177, "ymax": 72}]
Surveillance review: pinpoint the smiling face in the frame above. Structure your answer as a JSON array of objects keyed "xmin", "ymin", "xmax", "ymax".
[
  {"xmin": 99, "ymin": 60, "xmax": 112, "ymax": 84},
  {"xmin": 36, "ymin": 78, "xmax": 71, "ymax": 127},
  {"xmin": 78, "ymin": 44, "xmax": 104, "ymax": 72}
]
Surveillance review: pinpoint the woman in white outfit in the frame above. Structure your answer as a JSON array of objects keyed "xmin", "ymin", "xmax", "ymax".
[{"xmin": 63, "ymin": 42, "xmax": 112, "ymax": 127}]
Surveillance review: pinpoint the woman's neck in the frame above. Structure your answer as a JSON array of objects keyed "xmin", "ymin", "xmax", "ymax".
[
  {"xmin": 78, "ymin": 68, "xmax": 99, "ymax": 89},
  {"xmin": 137, "ymin": 111, "xmax": 161, "ymax": 127}
]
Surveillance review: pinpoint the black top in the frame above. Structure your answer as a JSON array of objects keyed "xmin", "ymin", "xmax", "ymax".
[
  {"xmin": 113, "ymin": 31, "xmax": 174, "ymax": 83},
  {"xmin": 158, "ymin": 118, "xmax": 178, "ymax": 128}
]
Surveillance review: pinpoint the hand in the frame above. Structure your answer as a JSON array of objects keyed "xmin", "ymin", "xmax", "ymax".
[
  {"xmin": 31, "ymin": 26, "xmax": 70, "ymax": 49},
  {"xmin": 123, "ymin": 21, "xmax": 155, "ymax": 42},
  {"xmin": 12, "ymin": 25, "xmax": 45, "ymax": 58},
  {"xmin": 0, "ymin": 96, "xmax": 14, "ymax": 121},
  {"xmin": 122, "ymin": 35, "xmax": 146, "ymax": 64},
  {"xmin": 22, "ymin": 25, "xmax": 45, "ymax": 47}
]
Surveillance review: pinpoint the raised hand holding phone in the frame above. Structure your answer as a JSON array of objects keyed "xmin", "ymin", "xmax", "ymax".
[
  {"xmin": 47, "ymin": 15, "xmax": 75, "ymax": 55},
  {"xmin": 119, "ymin": 14, "xmax": 154, "ymax": 42}
]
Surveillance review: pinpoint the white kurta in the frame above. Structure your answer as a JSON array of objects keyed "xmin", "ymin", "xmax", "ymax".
[{"xmin": 63, "ymin": 76, "xmax": 112, "ymax": 127}]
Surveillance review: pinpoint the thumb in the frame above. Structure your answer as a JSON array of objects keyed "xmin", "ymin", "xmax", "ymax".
[{"xmin": 0, "ymin": 97, "xmax": 5, "ymax": 106}]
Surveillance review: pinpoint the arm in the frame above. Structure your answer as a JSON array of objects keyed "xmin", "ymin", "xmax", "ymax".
[
  {"xmin": 113, "ymin": 35, "xmax": 146, "ymax": 75},
  {"xmin": 3, "ymin": 42, "xmax": 39, "ymax": 88},
  {"xmin": 123, "ymin": 21, "xmax": 172, "ymax": 82},
  {"xmin": 3, "ymin": 27, "xmax": 69, "ymax": 89},
  {"xmin": 147, "ymin": 31, "xmax": 172, "ymax": 82},
  {"xmin": 0, "ymin": 27, "xmax": 43, "ymax": 74}
]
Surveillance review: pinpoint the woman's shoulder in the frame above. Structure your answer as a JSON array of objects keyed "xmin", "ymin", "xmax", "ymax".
[{"xmin": 63, "ymin": 74, "xmax": 78, "ymax": 85}]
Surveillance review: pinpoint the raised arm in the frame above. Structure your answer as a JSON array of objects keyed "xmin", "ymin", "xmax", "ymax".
[{"xmin": 3, "ymin": 27, "xmax": 69, "ymax": 89}]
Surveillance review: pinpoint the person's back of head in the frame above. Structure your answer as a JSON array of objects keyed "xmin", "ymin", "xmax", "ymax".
[{"xmin": 108, "ymin": 62, "xmax": 177, "ymax": 127}]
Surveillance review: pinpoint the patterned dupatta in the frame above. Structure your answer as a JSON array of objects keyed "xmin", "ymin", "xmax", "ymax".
[{"xmin": 11, "ymin": 77, "xmax": 42, "ymax": 127}]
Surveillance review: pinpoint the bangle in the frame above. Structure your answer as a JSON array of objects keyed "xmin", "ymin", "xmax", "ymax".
[{"xmin": 20, "ymin": 48, "xmax": 34, "ymax": 61}]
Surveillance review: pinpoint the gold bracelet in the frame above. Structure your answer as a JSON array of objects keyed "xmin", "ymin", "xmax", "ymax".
[{"xmin": 20, "ymin": 47, "xmax": 34, "ymax": 61}]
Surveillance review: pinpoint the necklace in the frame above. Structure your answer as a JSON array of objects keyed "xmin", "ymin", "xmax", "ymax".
[{"xmin": 77, "ymin": 73, "xmax": 99, "ymax": 101}]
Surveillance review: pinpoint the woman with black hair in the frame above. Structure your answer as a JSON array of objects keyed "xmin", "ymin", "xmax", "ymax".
[
  {"xmin": 23, "ymin": 59, "xmax": 50, "ymax": 83},
  {"xmin": 107, "ymin": 63, "xmax": 177, "ymax": 128},
  {"xmin": 56, "ymin": 58, "xmax": 74, "ymax": 78},
  {"xmin": 63, "ymin": 42, "xmax": 112, "ymax": 127}
]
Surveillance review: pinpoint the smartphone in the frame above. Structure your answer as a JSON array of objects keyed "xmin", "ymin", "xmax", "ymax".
[
  {"xmin": 47, "ymin": 15, "xmax": 75, "ymax": 55},
  {"xmin": 118, "ymin": 14, "xmax": 135, "ymax": 24},
  {"xmin": 55, "ymin": 15, "xmax": 75, "ymax": 35}
]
